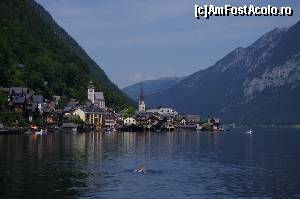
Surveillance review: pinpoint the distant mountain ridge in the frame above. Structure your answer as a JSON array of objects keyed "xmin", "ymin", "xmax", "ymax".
[
  {"xmin": 146, "ymin": 20, "xmax": 300, "ymax": 124},
  {"xmin": 123, "ymin": 77, "xmax": 184, "ymax": 101}
]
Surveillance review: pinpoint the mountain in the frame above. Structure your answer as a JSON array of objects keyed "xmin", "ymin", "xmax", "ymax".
[
  {"xmin": 122, "ymin": 77, "xmax": 184, "ymax": 101},
  {"xmin": 0, "ymin": 0, "xmax": 132, "ymax": 110},
  {"xmin": 146, "ymin": 21, "xmax": 300, "ymax": 124}
]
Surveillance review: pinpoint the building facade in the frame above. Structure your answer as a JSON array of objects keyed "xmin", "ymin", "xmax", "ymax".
[
  {"xmin": 84, "ymin": 105, "xmax": 105, "ymax": 127},
  {"xmin": 124, "ymin": 117, "xmax": 137, "ymax": 125},
  {"xmin": 87, "ymin": 81, "xmax": 105, "ymax": 108},
  {"xmin": 147, "ymin": 107, "xmax": 178, "ymax": 116}
]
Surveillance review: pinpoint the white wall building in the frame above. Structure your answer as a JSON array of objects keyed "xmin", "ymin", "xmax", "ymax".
[
  {"xmin": 73, "ymin": 108, "xmax": 86, "ymax": 121},
  {"xmin": 87, "ymin": 81, "xmax": 105, "ymax": 108},
  {"xmin": 147, "ymin": 108, "xmax": 178, "ymax": 116},
  {"xmin": 124, "ymin": 117, "xmax": 137, "ymax": 125}
]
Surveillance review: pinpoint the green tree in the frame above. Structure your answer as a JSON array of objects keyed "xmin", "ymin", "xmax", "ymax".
[
  {"xmin": 0, "ymin": 91, "xmax": 7, "ymax": 111},
  {"xmin": 124, "ymin": 106, "xmax": 135, "ymax": 118}
]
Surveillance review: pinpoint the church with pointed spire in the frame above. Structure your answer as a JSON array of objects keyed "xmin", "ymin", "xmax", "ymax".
[{"xmin": 138, "ymin": 84, "xmax": 146, "ymax": 112}]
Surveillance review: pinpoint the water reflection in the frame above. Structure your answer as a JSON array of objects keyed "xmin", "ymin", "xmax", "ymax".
[{"xmin": 0, "ymin": 129, "xmax": 300, "ymax": 198}]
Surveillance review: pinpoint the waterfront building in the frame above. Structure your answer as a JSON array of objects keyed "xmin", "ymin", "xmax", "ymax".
[
  {"xmin": 147, "ymin": 107, "xmax": 178, "ymax": 116},
  {"xmin": 8, "ymin": 87, "xmax": 29, "ymax": 97},
  {"xmin": 207, "ymin": 118, "xmax": 220, "ymax": 130},
  {"xmin": 87, "ymin": 81, "xmax": 105, "ymax": 108},
  {"xmin": 175, "ymin": 114, "xmax": 201, "ymax": 125},
  {"xmin": 11, "ymin": 96, "xmax": 26, "ymax": 113},
  {"xmin": 124, "ymin": 117, "xmax": 137, "ymax": 125},
  {"xmin": 174, "ymin": 114, "xmax": 201, "ymax": 129},
  {"xmin": 138, "ymin": 84, "xmax": 145, "ymax": 112},
  {"xmin": 43, "ymin": 102, "xmax": 57, "ymax": 125},
  {"xmin": 84, "ymin": 104, "xmax": 106, "ymax": 127},
  {"xmin": 27, "ymin": 95, "xmax": 44, "ymax": 113},
  {"xmin": 104, "ymin": 114, "xmax": 117, "ymax": 129}
]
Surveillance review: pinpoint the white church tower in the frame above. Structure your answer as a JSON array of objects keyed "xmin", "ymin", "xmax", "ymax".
[
  {"xmin": 138, "ymin": 84, "xmax": 146, "ymax": 112},
  {"xmin": 87, "ymin": 81, "xmax": 95, "ymax": 103}
]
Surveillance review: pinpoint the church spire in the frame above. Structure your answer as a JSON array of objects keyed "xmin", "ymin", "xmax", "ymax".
[
  {"xmin": 139, "ymin": 83, "xmax": 144, "ymax": 102},
  {"xmin": 138, "ymin": 83, "xmax": 146, "ymax": 112}
]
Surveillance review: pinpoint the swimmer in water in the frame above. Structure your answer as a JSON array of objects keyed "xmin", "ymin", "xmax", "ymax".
[{"xmin": 134, "ymin": 166, "xmax": 145, "ymax": 173}]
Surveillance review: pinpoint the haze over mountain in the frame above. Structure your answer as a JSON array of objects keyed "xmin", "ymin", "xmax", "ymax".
[
  {"xmin": 0, "ymin": 0, "xmax": 132, "ymax": 110},
  {"xmin": 146, "ymin": 20, "xmax": 300, "ymax": 124},
  {"xmin": 122, "ymin": 77, "xmax": 184, "ymax": 101}
]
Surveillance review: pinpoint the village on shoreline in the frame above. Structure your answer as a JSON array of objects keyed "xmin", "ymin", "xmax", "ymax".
[{"xmin": 0, "ymin": 81, "xmax": 222, "ymax": 134}]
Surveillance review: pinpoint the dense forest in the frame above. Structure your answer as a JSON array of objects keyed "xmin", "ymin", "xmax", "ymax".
[{"xmin": 0, "ymin": 0, "xmax": 133, "ymax": 110}]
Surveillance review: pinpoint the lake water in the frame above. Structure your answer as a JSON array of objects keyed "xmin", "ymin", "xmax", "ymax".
[{"xmin": 0, "ymin": 129, "xmax": 300, "ymax": 199}]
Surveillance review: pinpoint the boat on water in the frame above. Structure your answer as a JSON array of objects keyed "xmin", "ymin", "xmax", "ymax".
[
  {"xmin": 246, "ymin": 129, "xmax": 252, "ymax": 134},
  {"xmin": 104, "ymin": 127, "xmax": 112, "ymax": 132},
  {"xmin": 35, "ymin": 129, "xmax": 48, "ymax": 135}
]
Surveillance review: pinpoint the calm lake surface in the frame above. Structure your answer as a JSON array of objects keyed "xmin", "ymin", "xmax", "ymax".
[{"xmin": 1, "ymin": 129, "xmax": 300, "ymax": 199}]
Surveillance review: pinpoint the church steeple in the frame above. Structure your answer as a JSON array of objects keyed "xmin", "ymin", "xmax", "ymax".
[
  {"xmin": 138, "ymin": 83, "xmax": 145, "ymax": 112},
  {"xmin": 87, "ymin": 81, "xmax": 95, "ymax": 103},
  {"xmin": 139, "ymin": 84, "xmax": 144, "ymax": 102}
]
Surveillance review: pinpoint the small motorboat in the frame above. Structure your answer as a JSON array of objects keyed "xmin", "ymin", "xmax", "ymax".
[{"xmin": 246, "ymin": 129, "xmax": 252, "ymax": 134}]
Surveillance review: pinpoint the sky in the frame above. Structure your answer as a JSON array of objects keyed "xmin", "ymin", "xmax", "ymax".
[{"xmin": 36, "ymin": 0, "xmax": 300, "ymax": 88}]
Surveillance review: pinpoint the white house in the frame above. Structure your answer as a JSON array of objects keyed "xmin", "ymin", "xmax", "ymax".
[
  {"xmin": 124, "ymin": 117, "xmax": 136, "ymax": 125},
  {"xmin": 73, "ymin": 108, "xmax": 86, "ymax": 121},
  {"xmin": 147, "ymin": 107, "xmax": 178, "ymax": 116}
]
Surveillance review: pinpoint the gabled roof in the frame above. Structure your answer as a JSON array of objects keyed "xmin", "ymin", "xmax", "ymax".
[
  {"xmin": 63, "ymin": 101, "xmax": 79, "ymax": 112},
  {"xmin": 94, "ymin": 92, "xmax": 104, "ymax": 101},
  {"xmin": 32, "ymin": 95, "xmax": 43, "ymax": 103},
  {"xmin": 12, "ymin": 96, "xmax": 26, "ymax": 104},
  {"xmin": 68, "ymin": 101, "xmax": 79, "ymax": 107},
  {"xmin": 186, "ymin": 115, "xmax": 200, "ymax": 123},
  {"xmin": 176, "ymin": 114, "xmax": 200, "ymax": 123},
  {"xmin": 63, "ymin": 106, "xmax": 73, "ymax": 112},
  {"xmin": 9, "ymin": 87, "xmax": 28, "ymax": 95},
  {"xmin": 43, "ymin": 102, "xmax": 56, "ymax": 113},
  {"xmin": 84, "ymin": 104, "xmax": 106, "ymax": 114},
  {"xmin": 105, "ymin": 113, "xmax": 116, "ymax": 120},
  {"xmin": 26, "ymin": 94, "xmax": 33, "ymax": 100}
]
